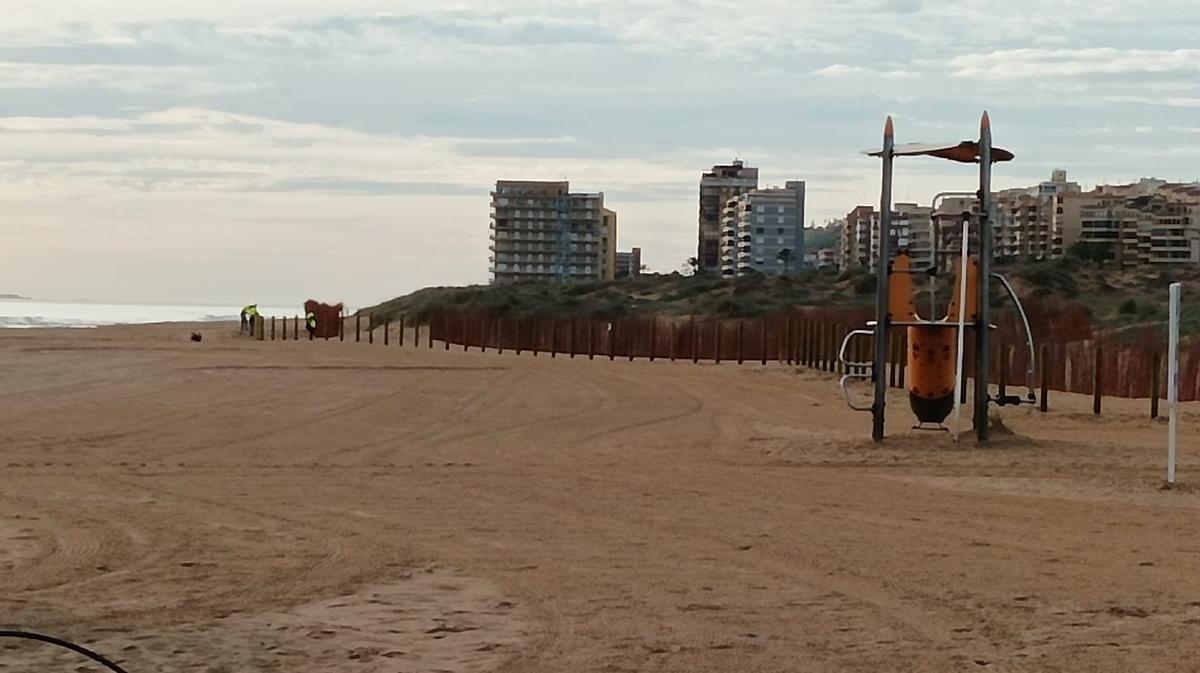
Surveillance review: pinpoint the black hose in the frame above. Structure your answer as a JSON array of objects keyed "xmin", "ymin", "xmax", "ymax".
[{"xmin": 0, "ymin": 630, "xmax": 131, "ymax": 673}]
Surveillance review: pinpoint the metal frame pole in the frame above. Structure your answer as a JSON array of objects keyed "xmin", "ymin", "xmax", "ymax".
[
  {"xmin": 1168, "ymin": 282, "xmax": 1180, "ymax": 485},
  {"xmin": 975, "ymin": 112, "xmax": 993, "ymax": 442},
  {"xmin": 872, "ymin": 117, "xmax": 895, "ymax": 442}
]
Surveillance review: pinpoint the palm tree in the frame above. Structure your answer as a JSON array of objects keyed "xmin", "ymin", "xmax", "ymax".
[{"xmin": 776, "ymin": 248, "xmax": 793, "ymax": 276}]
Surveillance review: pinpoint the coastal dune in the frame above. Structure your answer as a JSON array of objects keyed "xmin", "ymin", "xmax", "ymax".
[{"xmin": 3, "ymin": 323, "xmax": 1200, "ymax": 671}]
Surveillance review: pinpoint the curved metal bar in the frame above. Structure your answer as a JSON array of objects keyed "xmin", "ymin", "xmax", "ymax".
[
  {"xmin": 839, "ymin": 329, "xmax": 876, "ymax": 412},
  {"xmin": 991, "ymin": 272, "xmax": 1037, "ymax": 399},
  {"xmin": 0, "ymin": 631, "xmax": 131, "ymax": 673}
]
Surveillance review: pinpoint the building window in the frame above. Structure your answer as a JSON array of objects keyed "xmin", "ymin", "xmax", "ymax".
[
  {"xmin": 777, "ymin": 206, "xmax": 785, "ymax": 213},
  {"xmin": 776, "ymin": 227, "xmax": 784, "ymax": 234},
  {"xmin": 756, "ymin": 227, "xmax": 764, "ymax": 234}
]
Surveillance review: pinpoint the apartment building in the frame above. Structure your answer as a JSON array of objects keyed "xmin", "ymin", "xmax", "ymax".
[
  {"xmin": 719, "ymin": 181, "xmax": 806, "ymax": 277},
  {"xmin": 699, "ymin": 161, "xmax": 759, "ymax": 273},
  {"xmin": 1061, "ymin": 180, "xmax": 1200, "ymax": 266},
  {"xmin": 805, "ymin": 248, "xmax": 838, "ymax": 269},
  {"xmin": 489, "ymin": 180, "xmax": 616, "ymax": 283},
  {"xmin": 842, "ymin": 170, "xmax": 1081, "ymax": 271},
  {"xmin": 840, "ymin": 206, "xmax": 877, "ymax": 269},
  {"xmin": 615, "ymin": 247, "xmax": 642, "ymax": 278},
  {"xmin": 601, "ymin": 208, "xmax": 618, "ymax": 280}
]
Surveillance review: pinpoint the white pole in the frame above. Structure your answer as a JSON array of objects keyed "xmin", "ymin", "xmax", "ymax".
[
  {"xmin": 1167, "ymin": 282, "xmax": 1181, "ymax": 485},
  {"xmin": 952, "ymin": 217, "xmax": 970, "ymax": 442}
]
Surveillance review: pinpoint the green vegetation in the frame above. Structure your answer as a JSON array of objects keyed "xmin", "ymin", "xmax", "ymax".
[
  {"xmin": 805, "ymin": 223, "xmax": 841, "ymax": 251},
  {"xmin": 365, "ymin": 268, "xmax": 875, "ymax": 325},
  {"xmin": 366, "ymin": 256, "xmax": 1200, "ymax": 336}
]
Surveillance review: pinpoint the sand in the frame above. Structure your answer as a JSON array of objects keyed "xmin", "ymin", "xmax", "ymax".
[{"xmin": 3, "ymin": 323, "xmax": 1200, "ymax": 672}]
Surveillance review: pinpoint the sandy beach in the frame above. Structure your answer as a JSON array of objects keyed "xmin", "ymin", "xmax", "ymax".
[{"xmin": 4, "ymin": 322, "xmax": 1200, "ymax": 672}]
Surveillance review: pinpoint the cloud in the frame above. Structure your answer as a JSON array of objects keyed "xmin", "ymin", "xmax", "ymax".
[
  {"xmin": 1103, "ymin": 95, "xmax": 1200, "ymax": 108},
  {"xmin": 0, "ymin": 61, "xmax": 259, "ymax": 95},
  {"xmin": 813, "ymin": 64, "xmax": 919, "ymax": 79},
  {"xmin": 949, "ymin": 48, "xmax": 1200, "ymax": 79}
]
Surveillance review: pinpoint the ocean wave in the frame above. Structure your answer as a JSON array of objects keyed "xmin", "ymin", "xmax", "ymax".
[{"xmin": 0, "ymin": 316, "xmax": 98, "ymax": 329}]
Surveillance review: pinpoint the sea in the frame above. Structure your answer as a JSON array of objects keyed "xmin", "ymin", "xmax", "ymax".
[{"xmin": 0, "ymin": 300, "xmax": 306, "ymax": 329}]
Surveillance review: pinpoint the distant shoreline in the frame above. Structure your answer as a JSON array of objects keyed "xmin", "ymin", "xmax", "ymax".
[{"xmin": 0, "ymin": 294, "xmax": 29, "ymax": 300}]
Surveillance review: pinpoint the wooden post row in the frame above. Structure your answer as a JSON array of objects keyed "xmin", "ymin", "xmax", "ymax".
[{"xmin": 1093, "ymin": 344, "xmax": 1103, "ymax": 416}]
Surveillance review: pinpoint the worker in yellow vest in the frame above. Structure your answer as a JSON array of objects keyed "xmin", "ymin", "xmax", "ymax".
[
  {"xmin": 242, "ymin": 304, "xmax": 259, "ymax": 334},
  {"xmin": 306, "ymin": 311, "xmax": 317, "ymax": 339}
]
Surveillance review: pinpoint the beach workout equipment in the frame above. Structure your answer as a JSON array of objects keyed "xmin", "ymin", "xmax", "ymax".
[
  {"xmin": 841, "ymin": 113, "xmax": 1036, "ymax": 442},
  {"xmin": 1167, "ymin": 282, "xmax": 1181, "ymax": 486}
]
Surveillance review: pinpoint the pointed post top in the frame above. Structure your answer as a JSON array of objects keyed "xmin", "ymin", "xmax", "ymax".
[
  {"xmin": 981, "ymin": 111, "xmax": 991, "ymax": 131},
  {"xmin": 884, "ymin": 115, "xmax": 894, "ymax": 137}
]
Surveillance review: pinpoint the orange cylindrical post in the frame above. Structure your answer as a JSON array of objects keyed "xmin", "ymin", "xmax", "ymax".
[{"xmin": 907, "ymin": 325, "xmax": 958, "ymax": 424}]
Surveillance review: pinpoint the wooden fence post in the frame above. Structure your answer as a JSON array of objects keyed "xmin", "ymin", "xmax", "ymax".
[
  {"xmin": 398, "ymin": 315, "xmax": 405, "ymax": 347},
  {"xmin": 650, "ymin": 319, "xmax": 657, "ymax": 362},
  {"xmin": 801, "ymin": 318, "xmax": 810, "ymax": 368},
  {"xmin": 339, "ymin": 312, "xmax": 344, "ymax": 341},
  {"xmin": 270, "ymin": 316, "xmax": 276, "ymax": 341},
  {"xmin": 819, "ymin": 322, "xmax": 826, "ymax": 372},
  {"xmin": 1151, "ymin": 351, "xmax": 1162, "ymax": 419},
  {"xmin": 588, "ymin": 320, "xmax": 595, "ymax": 360},
  {"xmin": 715, "ymin": 321, "xmax": 723, "ymax": 365},
  {"xmin": 1039, "ymin": 344, "xmax": 1049, "ymax": 413},
  {"xmin": 784, "ymin": 317, "xmax": 793, "ymax": 365},
  {"xmin": 1093, "ymin": 344, "xmax": 1103, "ymax": 415},
  {"xmin": 413, "ymin": 321, "xmax": 421, "ymax": 349},
  {"xmin": 355, "ymin": 313, "xmax": 361, "ymax": 343},
  {"xmin": 999, "ymin": 342, "xmax": 1008, "ymax": 399},
  {"xmin": 608, "ymin": 321, "xmax": 616, "ymax": 361},
  {"xmin": 369, "ymin": 315, "xmax": 375, "ymax": 344},
  {"xmin": 628, "ymin": 320, "xmax": 635, "ymax": 362},
  {"xmin": 670, "ymin": 322, "xmax": 677, "ymax": 362},
  {"xmin": 737, "ymin": 320, "xmax": 745, "ymax": 365},
  {"xmin": 427, "ymin": 317, "xmax": 433, "ymax": 348},
  {"xmin": 551, "ymin": 321, "xmax": 558, "ymax": 358},
  {"xmin": 291, "ymin": 315, "xmax": 297, "ymax": 341},
  {"xmin": 569, "ymin": 319, "xmax": 576, "ymax": 359},
  {"xmin": 384, "ymin": 318, "xmax": 390, "ymax": 346},
  {"xmin": 497, "ymin": 319, "xmax": 504, "ymax": 355},
  {"xmin": 515, "ymin": 321, "xmax": 523, "ymax": 356},
  {"xmin": 691, "ymin": 317, "xmax": 698, "ymax": 364},
  {"xmin": 760, "ymin": 318, "xmax": 767, "ymax": 366}
]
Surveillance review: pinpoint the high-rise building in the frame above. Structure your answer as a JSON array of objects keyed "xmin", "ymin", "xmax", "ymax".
[
  {"xmin": 719, "ymin": 181, "xmax": 806, "ymax": 276},
  {"xmin": 615, "ymin": 247, "xmax": 642, "ymax": 278},
  {"xmin": 698, "ymin": 161, "xmax": 758, "ymax": 272},
  {"xmin": 489, "ymin": 180, "xmax": 615, "ymax": 283}
]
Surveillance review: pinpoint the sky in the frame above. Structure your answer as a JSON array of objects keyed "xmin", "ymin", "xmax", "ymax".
[{"xmin": 3, "ymin": 0, "xmax": 1200, "ymax": 306}]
